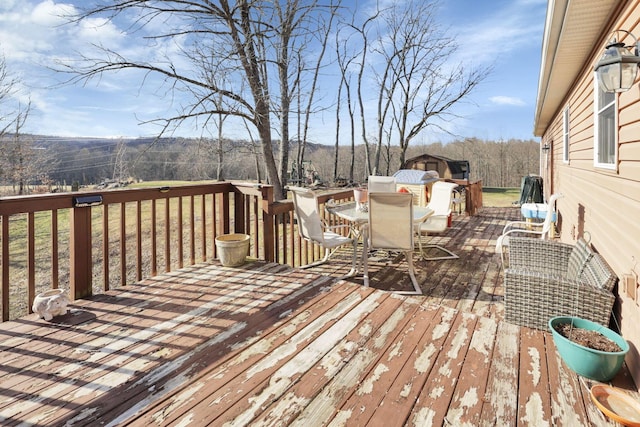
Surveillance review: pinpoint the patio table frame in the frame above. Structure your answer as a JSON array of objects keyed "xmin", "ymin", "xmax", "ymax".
[{"xmin": 327, "ymin": 201, "xmax": 433, "ymax": 286}]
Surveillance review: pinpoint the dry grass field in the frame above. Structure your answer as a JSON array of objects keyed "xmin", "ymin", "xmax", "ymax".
[{"xmin": 482, "ymin": 187, "xmax": 520, "ymax": 207}]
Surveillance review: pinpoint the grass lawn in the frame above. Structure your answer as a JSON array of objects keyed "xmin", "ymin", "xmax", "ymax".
[{"xmin": 482, "ymin": 187, "xmax": 520, "ymax": 207}]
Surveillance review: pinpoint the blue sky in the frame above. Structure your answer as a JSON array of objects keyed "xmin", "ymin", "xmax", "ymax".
[{"xmin": 0, "ymin": 0, "xmax": 547, "ymax": 143}]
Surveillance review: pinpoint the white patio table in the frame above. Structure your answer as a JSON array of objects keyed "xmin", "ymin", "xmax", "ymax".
[{"xmin": 326, "ymin": 201, "xmax": 433, "ymax": 286}]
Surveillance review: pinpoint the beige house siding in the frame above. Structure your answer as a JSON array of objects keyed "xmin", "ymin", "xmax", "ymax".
[{"xmin": 539, "ymin": 1, "xmax": 640, "ymax": 385}]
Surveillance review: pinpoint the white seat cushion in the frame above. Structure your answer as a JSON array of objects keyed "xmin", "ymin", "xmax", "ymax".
[{"xmin": 323, "ymin": 231, "xmax": 353, "ymax": 249}]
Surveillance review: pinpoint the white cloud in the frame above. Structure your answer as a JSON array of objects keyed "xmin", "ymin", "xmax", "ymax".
[
  {"xmin": 77, "ymin": 17, "xmax": 126, "ymax": 47},
  {"xmin": 0, "ymin": 0, "xmax": 181, "ymax": 136},
  {"xmin": 489, "ymin": 96, "xmax": 526, "ymax": 106},
  {"xmin": 443, "ymin": 0, "xmax": 546, "ymax": 66},
  {"xmin": 0, "ymin": 0, "xmax": 20, "ymax": 12},
  {"xmin": 31, "ymin": 0, "xmax": 75, "ymax": 27},
  {"xmin": 0, "ymin": 1, "xmax": 74, "ymax": 62}
]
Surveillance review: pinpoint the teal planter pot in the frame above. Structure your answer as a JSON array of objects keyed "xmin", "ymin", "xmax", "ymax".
[{"xmin": 549, "ymin": 316, "xmax": 629, "ymax": 382}]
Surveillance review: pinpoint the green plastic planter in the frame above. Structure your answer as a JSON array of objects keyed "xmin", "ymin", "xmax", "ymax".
[{"xmin": 549, "ymin": 316, "xmax": 629, "ymax": 382}]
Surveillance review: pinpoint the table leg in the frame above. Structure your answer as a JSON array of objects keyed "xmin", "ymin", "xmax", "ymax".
[{"xmin": 362, "ymin": 225, "xmax": 369, "ymax": 287}]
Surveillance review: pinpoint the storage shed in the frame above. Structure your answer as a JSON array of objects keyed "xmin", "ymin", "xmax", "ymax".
[
  {"xmin": 402, "ymin": 154, "xmax": 470, "ymax": 180},
  {"xmin": 401, "ymin": 153, "xmax": 482, "ymax": 215},
  {"xmin": 392, "ymin": 169, "xmax": 440, "ymax": 206}
]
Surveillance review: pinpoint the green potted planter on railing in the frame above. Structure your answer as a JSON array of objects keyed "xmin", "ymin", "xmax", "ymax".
[
  {"xmin": 549, "ymin": 316, "xmax": 629, "ymax": 382},
  {"xmin": 215, "ymin": 234, "xmax": 251, "ymax": 267}
]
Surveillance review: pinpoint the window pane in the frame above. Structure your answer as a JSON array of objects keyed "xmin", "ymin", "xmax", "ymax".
[
  {"xmin": 599, "ymin": 90, "xmax": 615, "ymax": 110},
  {"xmin": 598, "ymin": 104, "xmax": 615, "ymax": 164}
]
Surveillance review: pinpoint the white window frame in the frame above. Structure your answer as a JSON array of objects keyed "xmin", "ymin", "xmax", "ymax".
[
  {"xmin": 562, "ymin": 106, "xmax": 569, "ymax": 163},
  {"xmin": 593, "ymin": 77, "xmax": 617, "ymax": 170}
]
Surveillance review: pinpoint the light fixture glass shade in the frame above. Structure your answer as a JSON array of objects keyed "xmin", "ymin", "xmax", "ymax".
[{"xmin": 595, "ymin": 41, "xmax": 640, "ymax": 93}]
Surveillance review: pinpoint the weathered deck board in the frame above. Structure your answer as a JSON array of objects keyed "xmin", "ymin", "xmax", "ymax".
[
  {"xmin": 288, "ymin": 294, "xmax": 425, "ymax": 426},
  {"xmin": 173, "ymin": 287, "xmax": 386, "ymax": 426},
  {"xmin": 518, "ymin": 327, "xmax": 551, "ymax": 424},
  {"xmin": 410, "ymin": 311, "xmax": 478, "ymax": 425},
  {"xmin": 0, "ymin": 208, "xmax": 634, "ymax": 426},
  {"xmin": 546, "ymin": 333, "xmax": 592, "ymax": 425},
  {"xmin": 251, "ymin": 292, "xmax": 409, "ymax": 426},
  {"xmin": 479, "ymin": 320, "xmax": 520, "ymax": 425},
  {"xmin": 445, "ymin": 316, "xmax": 497, "ymax": 425},
  {"xmin": 330, "ymin": 301, "xmax": 444, "ymax": 426}
]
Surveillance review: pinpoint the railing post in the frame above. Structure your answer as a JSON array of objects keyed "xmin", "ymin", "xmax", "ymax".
[
  {"xmin": 2, "ymin": 215, "xmax": 9, "ymax": 321},
  {"xmin": 234, "ymin": 191, "xmax": 245, "ymax": 234},
  {"xmin": 466, "ymin": 180, "xmax": 483, "ymax": 215},
  {"xmin": 219, "ymin": 192, "xmax": 230, "ymax": 235},
  {"xmin": 261, "ymin": 186, "xmax": 275, "ymax": 262},
  {"xmin": 70, "ymin": 206, "xmax": 93, "ymax": 300}
]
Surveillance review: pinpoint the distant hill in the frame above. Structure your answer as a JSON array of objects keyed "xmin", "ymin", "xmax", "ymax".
[
  {"xmin": 4, "ymin": 134, "xmax": 328, "ymax": 186},
  {"xmin": 28, "ymin": 135, "xmax": 179, "ymax": 149}
]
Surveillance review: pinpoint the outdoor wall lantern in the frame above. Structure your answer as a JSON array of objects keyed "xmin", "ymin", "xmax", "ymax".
[{"xmin": 594, "ymin": 30, "xmax": 640, "ymax": 93}]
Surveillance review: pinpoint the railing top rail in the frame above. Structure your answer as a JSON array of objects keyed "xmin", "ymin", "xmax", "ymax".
[
  {"xmin": 0, "ymin": 182, "xmax": 237, "ymax": 216},
  {"xmin": 267, "ymin": 188, "xmax": 355, "ymax": 215}
]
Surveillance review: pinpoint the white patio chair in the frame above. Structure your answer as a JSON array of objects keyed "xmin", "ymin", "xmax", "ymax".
[
  {"xmin": 366, "ymin": 192, "xmax": 421, "ymax": 295},
  {"xmin": 496, "ymin": 193, "xmax": 563, "ymax": 268},
  {"xmin": 289, "ymin": 186, "xmax": 358, "ymax": 277},
  {"xmin": 414, "ymin": 181, "xmax": 459, "ymax": 260},
  {"xmin": 367, "ymin": 175, "xmax": 397, "ymax": 192}
]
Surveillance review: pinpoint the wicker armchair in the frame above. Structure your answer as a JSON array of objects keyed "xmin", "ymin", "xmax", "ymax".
[{"xmin": 504, "ymin": 237, "xmax": 617, "ymax": 330}]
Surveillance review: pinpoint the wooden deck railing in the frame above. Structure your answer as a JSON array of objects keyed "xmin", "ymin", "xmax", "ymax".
[
  {"xmin": 0, "ymin": 179, "xmax": 479, "ymax": 322},
  {"xmin": 451, "ymin": 179, "xmax": 483, "ymax": 216},
  {"xmin": 0, "ymin": 182, "xmax": 357, "ymax": 322}
]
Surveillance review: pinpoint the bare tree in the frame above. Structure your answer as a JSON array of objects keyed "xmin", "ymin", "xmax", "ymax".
[
  {"xmin": 351, "ymin": 10, "xmax": 379, "ymax": 177},
  {"xmin": 294, "ymin": 2, "xmax": 339, "ymax": 184},
  {"xmin": 209, "ymin": 90, "xmax": 230, "ymax": 181},
  {"xmin": 274, "ymin": 0, "xmax": 301, "ymax": 190},
  {"xmin": 0, "ymin": 103, "xmax": 56, "ymax": 195},
  {"xmin": 370, "ymin": 0, "xmax": 491, "ymax": 171},
  {"xmin": 215, "ymin": 111, "xmax": 227, "ymax": 181},
  {"xmin": 112, "ymin": 139, "xmax": 129, "ymax": 183},
  {"xmin": 0, "ymin": 52, "xmax": 21, "ymax": 137},
  {"xmin": 242, "ymin": 119, "xmax": 264, "ymax": 183},
  {"xmin": 60, "ymin": 0, "xmax": 337, "ymax": 199},
  {"xmin": 334, "ymin": 25, "xmax": 358, "ymax": 183},
  {"xmin": 333, "ymin": 57, "xmax": 344, "ymax": 183}
]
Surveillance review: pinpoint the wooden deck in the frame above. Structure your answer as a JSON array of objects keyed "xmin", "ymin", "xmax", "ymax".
[{"xmin": 0, "ymin": 208, "xmax": 636, "ymax": 426}]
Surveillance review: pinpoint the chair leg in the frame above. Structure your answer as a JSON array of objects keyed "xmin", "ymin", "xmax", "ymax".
[
  {"xmin": 340, "ymin": 240, "xmax": 359, "ymax": 279},
  {"xmin": 391, "ymin": 250, "xmax": 422, "ymax": 295},
  {"xmin": 298, "ymin": 247, "xmax": 332, "ymax": 269},
  {"xmin": 499, "ymin": 245, "xmax": 508, "ymax": 269},
  {"xmin": 495, "ymin": 237, "xmax": 507, "ymax": 270},
  {"xmin": 415, "ymin": 231, "xmax": 458, "ymax": 261},
  {"xmin": 418, "ymin": 244, "xmax": 458, "ymax": 261},
  {"xmin": 299, "ymin": 243, "xmax": 359, "ymax": 279}
]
